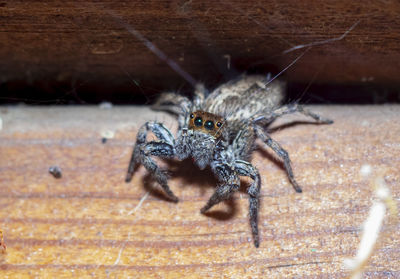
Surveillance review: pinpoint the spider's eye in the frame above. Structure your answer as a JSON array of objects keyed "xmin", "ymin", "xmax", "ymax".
[
  {"xmin": 204, "ymin": 120, "xmax": 214, "ymax": 130},
  {"xmin": 216, "ymin": 122, "xmax": 222, "ymax": 128},
  {"xmin": 190, "ymin": 113, "xmax": 194, "ymax": 119},
  {"xmin": 194, "ymin": 117, "xmax": 203, "ymax": 127}
]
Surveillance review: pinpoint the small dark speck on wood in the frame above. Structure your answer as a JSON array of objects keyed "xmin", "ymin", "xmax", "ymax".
[{"xmin": 49, "ymin": 166, "xmax": 62, "ymax": 179}]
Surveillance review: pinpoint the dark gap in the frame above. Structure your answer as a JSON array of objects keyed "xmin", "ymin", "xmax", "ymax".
[{"xmin": 1, "ymin": 79, "xmax": 398, "ymax": 105}]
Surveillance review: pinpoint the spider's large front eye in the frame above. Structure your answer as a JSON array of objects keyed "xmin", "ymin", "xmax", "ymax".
[
  {"xmin": 204, "ymin": 120, "xmax": 214, "ymax": 130},
  {"xmin": 194, "ymin": 117, "xmax": 203, "ymax": 127},
  {"xmin": 190, "ymin": 113, "xmax": 194, "ymax": 119}
]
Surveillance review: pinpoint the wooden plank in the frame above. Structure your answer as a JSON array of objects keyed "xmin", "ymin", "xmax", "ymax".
[
  {"xmin": 1, "ymin": 0, "xmax": 400, "ymax": 99},
  {"xmin": 0, "ymin": 105, "xmax": 399, "ymax": 278}
]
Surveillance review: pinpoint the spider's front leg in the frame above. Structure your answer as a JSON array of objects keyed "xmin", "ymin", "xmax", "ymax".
[
  {"xmin": 125, "ymin": 122, "xmax": 178, "ymax": 202},
  {"xmin": 234, "ymin": 160, "xmax": 261, "ymax": 248},
  {"xmin": 202, "ymin": 159, "xmax": 262, "ymax": 247},
  {"xmin": 200, "ymin": 162, "xmax": 240, "ymax": 213}
]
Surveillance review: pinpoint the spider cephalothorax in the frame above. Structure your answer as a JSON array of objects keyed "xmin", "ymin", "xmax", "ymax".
[
  {"xmin": 126, "ymin": 75, "xmax": 332, "ymax": 247},
  {"xmin": 175, "ymin": 110, "xmax": 226, "ymax": 170}
]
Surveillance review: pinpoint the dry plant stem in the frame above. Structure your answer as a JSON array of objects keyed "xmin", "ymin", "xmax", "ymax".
[{"xmin": 345, "ymin": 173, "xmax": 398, "ymax": 279}]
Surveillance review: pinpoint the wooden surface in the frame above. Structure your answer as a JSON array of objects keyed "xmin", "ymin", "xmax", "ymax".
[
  {"xmin": 1, "ymin": 0, "xmax": 400, "ymax": 99},
  {"xmin": 0, "ymin": 105, "xmax": 399, "ymax": 278}
]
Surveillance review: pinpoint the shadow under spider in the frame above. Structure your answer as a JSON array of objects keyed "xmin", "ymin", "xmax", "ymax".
[{"xmin": 141, "ymin": 158, "xmax": 242, "ymax": 221}]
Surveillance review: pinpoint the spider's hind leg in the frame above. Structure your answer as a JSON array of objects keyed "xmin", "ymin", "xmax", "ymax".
[
  {"xmin": 192, "ymin": 83, "xmax": 208, "ymax": 110},
  {"xmin": 255, "ymin": 126, "xmax": 302, "ymax": 193},
  {"xmin": 253, "ymin": 104, "xmax": 332, "ymax": 193},
  {"xmin": 126, "ymin": 122, "xmax": 178, "ymax": 202},
  {"xmin": 253, "ymin": 103, "xmax": 333, "ymax": 124}
]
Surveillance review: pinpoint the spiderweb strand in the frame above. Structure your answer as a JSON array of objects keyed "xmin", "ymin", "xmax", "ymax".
[
  {"xmin": 282, "ymin": 20, "xmax": 361, "ymax": 55},
  {"xmin": 264, "ymin": 48, "xmax": 310, "ymax": 87},
  {"xmin": 107, "ymin": 11, "xmax": 198, "ymax": 88}
]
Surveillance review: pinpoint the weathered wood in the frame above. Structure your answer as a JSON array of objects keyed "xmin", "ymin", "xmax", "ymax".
[
  {"xmin": 1, "ymin": 1, "xmax": 400, "ymax": 99},
  {"xmin": 0, "ymin": 105, "xmax": 399, "ymax": 278}
]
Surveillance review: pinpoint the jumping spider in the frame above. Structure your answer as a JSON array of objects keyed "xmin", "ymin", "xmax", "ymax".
[{"xmin": 126, "ymin": 75, "xmax": 332, "ymax": 247}]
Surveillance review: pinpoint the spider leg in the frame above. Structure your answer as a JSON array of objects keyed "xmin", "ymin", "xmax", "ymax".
[
  {"xmin": 151, "ymin": 92, "xmax": 191, "ymax": 129},
  {"xmin": 255, "ymin": 126, "xmax": 302, "ymax": 193},
  {"xmin": 252, "ymin": 104, "xmax": 332, "ymax": 193},
  {"xmin": 200, "ymin": 163, "xmax": 240, "ymax": 213},
  {"xmin": 235, "ymin": 159, "xmax": 261, "ymax": 248},
  {"xmin": 126, "ymin": 122, "xmax": 178, "ymax": 202},
  {"xmin": 253, "ymin": 103, "xmax": 333, "ymax": 124},
  {"xmin": 193, "ymin": 83, "xmax": 208, "ymax": 110}
]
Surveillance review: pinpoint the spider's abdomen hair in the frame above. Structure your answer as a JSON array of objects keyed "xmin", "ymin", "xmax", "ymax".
[{"xmin": 203, "ymin": 75, "xmax": 285, "ymax": 122}]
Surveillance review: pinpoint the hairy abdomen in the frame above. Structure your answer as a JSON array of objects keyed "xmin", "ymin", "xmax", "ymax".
[{"xmin": 203, "ymin": 75, "xmax": 285, "ymax": 122}]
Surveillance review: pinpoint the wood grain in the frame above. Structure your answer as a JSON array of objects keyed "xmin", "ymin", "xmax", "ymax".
[
  {"xmin": 0, "ymin": 105, "xmax": 399, "ymax": 278},
  {"xmin": 1, "ymin": 0, "xmax": 400, "ymax": 99}
]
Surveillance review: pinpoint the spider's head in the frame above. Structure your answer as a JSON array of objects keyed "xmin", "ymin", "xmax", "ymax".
[
  {"xmin": 176, "ymin": 110, "xmax": 226, "ymax": 170},
  {"xmin": 188, "ymin": 111, "xmax": 225, "ymax": 138}
]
